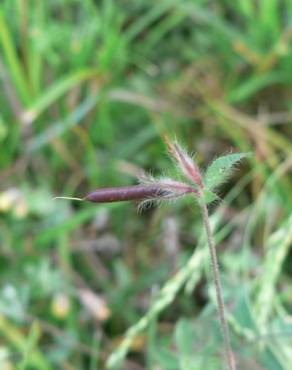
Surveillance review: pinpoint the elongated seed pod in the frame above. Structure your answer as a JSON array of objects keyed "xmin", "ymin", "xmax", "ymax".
[{"xmin": 85, "ymin": 185, "xmax": 167, "ymax": 203}]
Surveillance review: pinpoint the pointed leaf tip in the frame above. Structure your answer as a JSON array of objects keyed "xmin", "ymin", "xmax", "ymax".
[{"xmin": 202, "ymin": 188, "xmax": 219, "ymax": 204}]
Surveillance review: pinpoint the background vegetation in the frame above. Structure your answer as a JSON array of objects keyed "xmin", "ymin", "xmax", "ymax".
[{"xmin": 0, "ymin": 1, "xmax": 291, "ymax": 369}]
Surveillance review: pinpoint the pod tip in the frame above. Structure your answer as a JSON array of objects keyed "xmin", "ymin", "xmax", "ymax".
[{"xmin": 53, "ymin": 196, "xmax": 84, "ymax": 201}]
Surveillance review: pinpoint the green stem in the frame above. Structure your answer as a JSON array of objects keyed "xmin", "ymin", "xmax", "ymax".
[{"xmin": 198, "ymin": 191, "xmax": 236, "ymax": 370}]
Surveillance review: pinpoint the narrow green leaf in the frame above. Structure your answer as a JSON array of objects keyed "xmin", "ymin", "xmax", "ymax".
[
  {"xmin": 228, "ymin": 73, "xmax": 287, "ymax": 104},
  {"xmin": 19, "ymin": 321, "xmax": 41, "ymax": 370},
  {"xmin": 27, "ymin": 94, "xmax": 99, "ymax": 151},
  {"xmin": 23, "ymin": 69, "xmax": 99, "ymax": 124},
  {"xmin": 255, "ymin": 215, "xmax": 292, "ymax": 326},
  {"xmin": 0, "ymin": 316, "xmax": 52, "ymax": 370},
  {"xmin": 204, "ymin": 152, "xmax": 251, "ymax": 190},
  {"xmin": 0, "ymin": 10, "xmax": 31, "ymax": 105}
]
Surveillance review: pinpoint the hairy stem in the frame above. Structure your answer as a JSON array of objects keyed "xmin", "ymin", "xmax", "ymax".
[{"xmin": 198, "ymin": 192, "xmax": 236, "ymax": 370}]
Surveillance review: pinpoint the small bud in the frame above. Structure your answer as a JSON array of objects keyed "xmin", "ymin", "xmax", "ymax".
[{"xmin": 165, "ymin": 139, "xmax": 203, "ymax": 187}]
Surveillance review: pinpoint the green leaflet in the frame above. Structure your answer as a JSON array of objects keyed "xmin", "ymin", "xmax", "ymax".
[
  {"xmin": 202, "ymin": 188, "xmax": 219, "ymax": 204},
  {"xmin": 204, "ymin": 152, "xmax": 251, "ymax": 190}
]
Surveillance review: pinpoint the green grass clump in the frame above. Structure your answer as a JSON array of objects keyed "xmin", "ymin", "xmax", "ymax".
[{"xmin": 0, "ymin": 1, "xmax": 291, "ymax": 369}]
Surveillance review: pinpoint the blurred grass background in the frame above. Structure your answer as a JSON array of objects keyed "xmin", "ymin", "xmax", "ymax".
[{"xmin": 0, "ymin": 0, "xmax": 292, "ymax": 369}]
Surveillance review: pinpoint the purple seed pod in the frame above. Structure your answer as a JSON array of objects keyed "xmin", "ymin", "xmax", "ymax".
[
  {"xmin": 55, "ymin": 181, "xmax": 196, "ymax": 205},
  {"xmin": 85, "ymin": 182, "xmax": 196, "ymax": 204},
  {"xmin": 85, "ymin": 185, "xmax": 168, "ymax": 203}
]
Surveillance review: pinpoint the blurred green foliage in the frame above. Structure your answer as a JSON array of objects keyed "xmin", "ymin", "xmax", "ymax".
[{"xmin": 0, "ymin": 0, "xmax": 291, "ymax": 369}]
